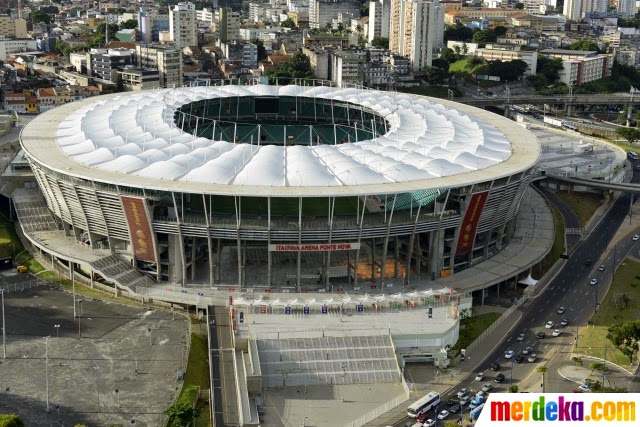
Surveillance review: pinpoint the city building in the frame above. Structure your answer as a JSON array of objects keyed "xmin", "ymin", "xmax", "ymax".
[
  {"xmin": 330, "ymin": 50, "xmax": 366, "ymax": 86},
  {"xmin": 475, "ymin": 44, "xmax": 538, "ymax": 75},
  {"xmin": 170, "ymin": 2, "xmax": 197, "ymax": 48},
  {"xmin": 36, "ymin": 88, "xmax": 57, "ymax": 112},
  {"xmin": 309, "ymin": 0, "xmax": 361, "ymax": 29},
  {"xmin": 221, "ymin": 41, "xmax": 259, "ymax": 68},
  {"xmin": 117, "ymin": 66, "xmax": 161, "ymax": 90},
  {"xmin": 138, "ymin": 7, "xmax": 152, "ymax": 43},
  {"xmin": 135, "ymin": 44, "xmax": 183, "ymax": 88},
  {"xmin": 368, "ymin": 0, "xmax": 391, "ymax": 42},
  {"xmin": 20, "ymin": 84, "xmax": 539, "ymax": 286},
  {"xmin": 618, "ymin": 0, "xmax": 637, "ymax": 19},
  {"xmin": 389, "ymin": 0, "xmax": 445, "ymax": 72},
  {"xmin": 0, "ymin": 38, "xmax": 38, "ymax": 61},
  {"xmin": 87, "ymin": 48, "xmax": 134, "ymax": 81},
  {"xmin": 563, "ymin": 0, "xmax": 607, "ymax": 21},
  {"xmin": 196, "ymin": 8, "xmax": 215, "ymax": 31},
  {"xmin": 540, "ymin": 49, "xmax": 613, "ymax": 86},
  {"xmin": 215, "ymin": 7, "xmax": 241, "ymax": 43},
  {"xmin": 0, "ymin": 16, "xmax": 27, "ymax": 38}
]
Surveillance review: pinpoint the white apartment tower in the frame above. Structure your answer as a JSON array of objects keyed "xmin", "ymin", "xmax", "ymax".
[
  {"xmin": 368, "ymin": 0, "xmax": 391, "ymax": 43},
  {"xmin": 618, "ymin": 0, "xmax": 637, "ymax": 19},
  {"xmin": 563, "ymin": 0, "xmax": 606, "ymax": 21},
  {"xmin": 170, "ymin": 2, "xmax": 197, "ymax": 48},
  {"xmin": 389, "ymin": 0, "xmax": 444, "ymax": 72}
]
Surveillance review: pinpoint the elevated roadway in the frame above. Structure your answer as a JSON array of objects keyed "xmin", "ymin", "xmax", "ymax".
[
  {"xmin": 546, "ymin": 174, "xmax": 640, "ymax": 194},
  {"xmin": 453, "ymin": 93, "xmax": 639, "ymax": 107}
]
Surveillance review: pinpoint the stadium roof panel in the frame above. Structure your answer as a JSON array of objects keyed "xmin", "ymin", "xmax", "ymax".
[{"xmin": 21, "ymin": 84, "xmax": 540, "ymax": 197}]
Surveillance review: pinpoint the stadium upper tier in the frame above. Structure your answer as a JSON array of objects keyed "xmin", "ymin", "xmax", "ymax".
[{"xmin": 21, "ymin": 84, "xmax": 540, "ymax": 197}]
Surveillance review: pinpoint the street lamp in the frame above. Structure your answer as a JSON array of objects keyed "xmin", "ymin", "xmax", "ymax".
[
  {"xmin": 1, "ymin": 289, "xmax": 5, "ymax": 359},
  {"xmin": 148, "ymin": 327, "xmax": 152, "ymax": 346},
  {"xmin": 510, "ymin": 357, "xmax": 514, "ymax": 385},
  {"xmin": 77, "ymin": 300, "xmax": 83, "ymax": 338},
  {"xmin": 115, "ymin": 388, "xmax": 120, "ymax": 408},
  {"xmin": 53, "ymin": 324, "xmax": 60, "ymax": 338},
  {"xmin": 44, "ymin": 337, "xmax": 49, "ymax": 413}
]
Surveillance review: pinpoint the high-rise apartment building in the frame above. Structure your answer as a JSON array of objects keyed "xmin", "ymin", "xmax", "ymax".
[
  {"xmin": 368, "ymin": 0, "xmax": 391, "ymax": 42},
  {"xmin": 389, "ymin": 0, "xmax": 444, "ymax": 72},
  {"xmin": 136, "ymin": 44, "xmax": 183, "ymax": 87},
  {"xmin": 563, "ymin": 0, "xmax": 606, "ymax": 21},
  {"xmin": 170, "ymin": 2, "xmax": 197, "ymax": 48},
  {"xmin": 309, "ymin": 0, "xmax": 360, "ymax": 29},
  {"xmin": 215, "ymin": 7, "xmax": 241, "ymax": 42},
  {"xmin": 618, "ymin": 0, "xmax": 637, "ymax": 19},
  {"xmin": 87, "ymin": 48, "xmax": 134, "ymax": 81}
]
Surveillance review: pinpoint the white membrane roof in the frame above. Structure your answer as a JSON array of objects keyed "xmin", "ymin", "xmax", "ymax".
[{"xmin": 21, "ymin": 85, "xmax": 540, "ymax": 197}]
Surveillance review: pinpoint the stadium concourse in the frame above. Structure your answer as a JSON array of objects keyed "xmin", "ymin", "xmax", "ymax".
[{"xmin": 14, "ymin": 81, "xmax": 548, "ymax": 426}]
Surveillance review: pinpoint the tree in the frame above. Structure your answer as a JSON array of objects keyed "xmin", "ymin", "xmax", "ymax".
[
  {"xmin": 472, "ymin": 29, "xmax": 497, "ymax": 48},
  {"xmin": 439, "ymin": 47, "xmax": 456, "ymax": 64},
  {"xmin": 572, "ymin": 356, "xmax": 583, "ymax": 367},
  {"xmin": 494, "ymin": 26, "xmax": 507, "ymax": 37},
  {"xmin": 253, "ymin": 39, "xmax": 268, "ymax": 62},
  {"xmin": 589, "ymin": 380, "xmax": 629, "ymax": 393},
  {"xmin": 165, "ymin": 401, "xmax": 201, "ymax": 427},
  {"xmin": 281, "ymin": 17, "xmax": 297, "ymax": 29},
  {"xmin": 589, "ymin": 361, "xmax": 606, "ymax": 374},
  {"xmin": 120, "ymin": 19, "xmax": 138, "ymax": 30},
  {"xmin": 487, "ymin": 59, "xmax": 528, "ymax": 81},
  {"xmin": 424, "ymin": 66, "xmax": 448, "ymax": 84},
  {"xmin": 444, "ymin": 421, "xmax": 460, "ymax": 427},
  {"xmin": 514, "ymin": 2, "xmax": 525, "ymax": 9},
  {"xmin": 371, "ymin": 37, "xmax": 389, "ymax": 49},
  {"xmin": 616, "ymin": 127, "xmax": 640, "ymax": 144},
  {"xmin": 0, "ymin": 415, "xmax": 25, "ymax": 427},
  {"xmin": 508, "ymin": 384, "xmax": 519, "ymax": 393},
  {"xmin": 537, "ymin": 56, "xmax": 564, "ymax": 82},
  {"xmin": 92, "ymin": 23, "xmax": 120, "ymax": 47},
  {"xmin": 569, "ymin": 40, "xmax": 600, "ymax": 52},
  {"xmin": 264, "ymin": 52, "xmax": 314, "ymax": 84},
  {"xmin": 607, "ymin": 320, "xmax": 640, "ymax": 363},
  {"xmin": 31, "ymin": 10, "xmax": 51, "ymax": 25},
  {"xmin": 444, "ymin": 24, "xmax": 474, "ymax": 42}
]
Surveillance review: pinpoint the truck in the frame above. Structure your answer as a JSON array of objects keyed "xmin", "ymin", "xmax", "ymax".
[{"xmin": 470, "ymin": 403, "xmax": 485, "ymax": 420}]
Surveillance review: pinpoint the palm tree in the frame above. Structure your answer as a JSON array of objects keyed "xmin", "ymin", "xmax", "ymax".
[{"xmin": 537, "ymin": 366, "xmax": 548, "ymax": 392}]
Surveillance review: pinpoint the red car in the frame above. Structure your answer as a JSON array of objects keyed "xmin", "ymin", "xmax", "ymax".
[{"xmin": 417, "ymin": 412, "xmax": 430, "ymax": 423}]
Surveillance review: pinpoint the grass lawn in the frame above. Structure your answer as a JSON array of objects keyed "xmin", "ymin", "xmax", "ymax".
[
  {"xmin": 533, "ymin": 204, "xmax": 564, "ymax": 278},
  {"xmin": 454, "ymin": 312, "xmax": 502, "ymax": 351},
  {"xmin": 577, "ymin": 258, "xmax": 640, "ymax": 370},
  {"xmin": 554, "ymin": 192, "xmax": 603, "ymax": 228},
  {"xmin": 176, "ymin": 332, "xmax": 211, "ymax": 426}
]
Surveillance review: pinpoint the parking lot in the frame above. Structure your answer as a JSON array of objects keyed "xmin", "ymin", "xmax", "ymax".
[{"xmin": 0, "ymin": 270, "xmax": 188, "ymax": 426}]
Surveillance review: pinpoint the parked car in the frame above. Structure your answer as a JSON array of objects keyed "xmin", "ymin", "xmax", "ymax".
[
  {"xmin": 449, "ymin": 404, "xmax": 461, "ymax": 414},
  {"xmin": 528, "ymin": 353, "xmax": 538, "ymax": 363},
  {"xmin": 459, "ymin": 396, "xmax": 471, "ymax": 406},
  {"xmin": 475, "ymin": 372, "xmax": 485, "ymax": 381},
  {"xmin": 585, "ymin": 259, "xmax": 592, "ymax": 266},
  {"xmin": 423, "ymin": 419, "xmax": 436, "ymax": 427},
  {"xmin": 545, "ymin": 321, "xmax": 554, "ymax": 329},
  {"xmin": 516, "ymin": 333, "xmax": 525, "ymax": 342},
  {"xmin": 552, "ymin": 329, "xmax": 562, "ymax": 337},
  {"xmin": 633, "ymin": 235, "xmax": 639, "ymax": 241},
  {"xmin": 495, "ymin": 373, "xmax": 505, "ymax": 383},
  {"xmin": 560, "ymin": 318, "xmax": 569, "ymax": 326},
  {"xmin": 491, "ymin": 362, "xmax": 501, "ymax": 371},
  {"xmin": 417, "ymin": 413, "xmax": 430, "ymax": 423},
  {"xmin": 522, "ymin": 346, "xmax": 533, "ymax": 355},
  {"xmin": 537, "ymin": 331, "xmax": 546, "ymax": 339},
  {"xmin": 447, "ymin": 399, "xmax": 460, "ymax": 406}
]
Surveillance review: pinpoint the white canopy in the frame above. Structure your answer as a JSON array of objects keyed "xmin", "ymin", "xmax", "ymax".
[{"xmin": 518, "ymin": 274, "xmax": 538, "ymax": 286}]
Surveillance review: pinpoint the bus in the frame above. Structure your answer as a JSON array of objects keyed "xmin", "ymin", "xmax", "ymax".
[{"xmin": 407, "ymin": 391, "xmax": 440, "ymax": 418}]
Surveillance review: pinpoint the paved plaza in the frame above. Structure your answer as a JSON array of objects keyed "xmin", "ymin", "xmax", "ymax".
[{"xmin": 0, "ymin": 274, "xmax": 188, "ymax": 426}]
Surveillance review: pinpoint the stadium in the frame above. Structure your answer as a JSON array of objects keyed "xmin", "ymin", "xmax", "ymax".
[{"xmin": 19, "ymin": 82, "xmax": 540, "ymax": 292}]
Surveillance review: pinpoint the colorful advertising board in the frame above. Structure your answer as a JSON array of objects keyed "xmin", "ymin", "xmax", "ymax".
[
  {"xmin": 455, "ymin": 191, "xmax": 489, "ymax": 255},
  {"xmin": 121, "ymin": 196, "xmax": 157, "ymax": 263}
]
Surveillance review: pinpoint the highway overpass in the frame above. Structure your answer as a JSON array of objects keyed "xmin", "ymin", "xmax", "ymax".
[
  {"xmin": 546, "ymin": 174, "xmax": 640, "ymax": 193},
  {"xmin": 452, "ymin": 93, "xmax": 640, "ymax": 107}
]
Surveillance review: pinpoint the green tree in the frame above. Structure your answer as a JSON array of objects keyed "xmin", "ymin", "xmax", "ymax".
[
  {"xmin": 424, "ymin": 66, "xmax": 448, "ymax": 84},
  {"xmin": 487, "ymin": 59, "xmax": 528, "ymax": 81},
  {"xmin": 165, "ymin": 400, "xmax": 201, "ymax": 427},
  {"xmin": 616, "ymin": 127, "xmax": 640, "ymax": 144},
  {"xmin": 92, "ymin": 23, "xmax": 120, "ymax": 47},
  {"xmin": 589, "ymin": 380, "xmax": 629, "ymax": 393},
  {"xmin": 371, "ymin": 37, "xmax": 389, "ymax": 49},
  {"xmin": 281, "ymin": 17, "xmax": 297, "ymax": 29},
  {"xmin": 439, "ymin": 47, "xmax": 457, "ymax": 64},
  {"xmin": 607, "ymin": 320, "xmax": 640, "ymax": 363},
  {"xmin": 493, "ymin": 26, "xmax": 507, "ymax": 37},
  {"xmin": 569, "ymin": 40, "xmax": 600, "ymax": 52},
  {"xmin": 508, "ymin": 384, "xmax": 519, "ymax": 393},
  {"xmin": 537, "ymin": 56, "xmax": 564, "ymax": 82},
  {"xmin": 444, "ymin": 421, "xmax": 460, "ymax": 427},
  {"xmin": 253, "ymin": 39, "xmax": 268, "ymax": 62},
  {"xmin": 265, "ymin": 52, "xmax": 314, "ymax": 84},
  {"xmin": 571, "ymin": 356, "xmax": 583, "ymax": 367},
  {"xmin": 444, "ymin": 23, "xmax": 474, "ymax": 42},
  {"xmin": 0, "ymin": 415, "xmax": 25, "ymax": 427},
  {"xmin": 514, "ymin": 2, "xmax": 525, "ymax": 9},
  {"xmin": 472, "ymin": 29, "xmax": 497, "ymax": 48},
  {"xmin": 120, "ymin": 19, "xmax": 138, "ymax": 30},
  {"xmin": 31, "ymin": 10, "xmax": 51, "ymax": 24},
  {"xmin": 589, "ymin": 361, "xmax": 606, "ymax": 374}
]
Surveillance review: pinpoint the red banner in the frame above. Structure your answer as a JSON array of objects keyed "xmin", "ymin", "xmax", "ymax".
[
  {"xmin": 121, "ymin": 196, "xmax": 157, "ymax": 263},
  {"xmin": 455, "ymin": 191, "xmax": 489, "ymax": 255}
]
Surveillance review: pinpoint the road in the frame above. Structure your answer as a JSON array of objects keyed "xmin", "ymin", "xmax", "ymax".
[{"xmin": 394, "ymin": 182, "xmax": 638, "ymax": 426}]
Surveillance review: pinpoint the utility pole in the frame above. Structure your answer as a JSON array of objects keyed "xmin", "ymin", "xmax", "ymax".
[
  {"xmin": 1, "ymin": 289, "xmax": 5, "ymax": 359},
  {"xmin": 71, "ymin": 255, "xmax": 76, "ymax": 319},
  {"xmin": 45, "ymin": 337, "xmax": 49, "ymax": 413}
]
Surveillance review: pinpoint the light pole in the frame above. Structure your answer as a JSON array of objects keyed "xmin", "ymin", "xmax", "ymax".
[
  {"xmin": 71, "ymin": 254, "xmax": 76, "ymax": 319},
  {"xmin": 448, "ymin": 89, "xmax": 454, "ymax": 102},
  {"xmin": 148, "ymin": 328, "xmax": 152, "ymax": 346},
  {"xmin": 510, "ymin": 358, "xmax": 514, "ymax": 385},
  {"xmin": 45, "ymin": 337, "xmax": 49, "ymax": 413},
  {"xmin": 78, "ymin": 300, "xmax": 83, "ymax": 338},
  {"xmin": 1, "ymin": 289, "xmax": 5, "ymax": 359},
  {"xmin": 54, "ymin": 324, "xmax": 60, "ymax": 338},
  {"xmin": 22, "ymin": 355, "xmax": 27, "ymax": 389},
  {"xmin": 505, "ymin": 86, "xmax": 511, "ymax": 104},
  {"xmin": 115, "ymin": 388, "xmax": 120, "ymax": 408},
  {"xmin": 602, "ymin": 344, "xmax": 608, "ymax": 386}
]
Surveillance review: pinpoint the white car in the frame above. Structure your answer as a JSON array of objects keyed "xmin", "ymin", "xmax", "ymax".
[
  {"xmin": 437, "ymin": 410, "xmax": 450, "ymax": 420},
  {"xmin": 423, "ymin": 419, "xmax": 436, "ymax": 427},
  {"xmin": 552, "ymin": 329, "xmax": 562, "ymax": 337},
  {"xmin": 557, "ymin": 307, "xmax": 565, "ymax": 314},
  {"xmin": 475, "ymin": 372, "xmax": 485, "ymax": 381},
  {"xmin": 560, "ymin": 318, "xmax": 569, "ymax": 326},
  {"xmin": 505, "ymin": 350, "xmax": 515, "ymax": 359},
  {"xmin": 516, "ymin": 333, "xmax": 525, "ymax": 342},
  {"xmin": 633, "ymin": 235, "xmax": 639, "ymax": 241},
  {"xmin": 459, "ymin": 396, "xmax": 471, "ymax": 406},
  {"xmin": 590, "ymin": 278, "xmax": 598, "ymax": 286},
  {"xmin": 545, "ymin": 321, "xmax": 554, "ymax": 329},
  {"xmin": 482, "ymin": 383, "xmax": 493, "ymax": 392},
  {"xmin": 528, "ymin": 353, "xmax": 538, "ymax": 363},
  {"xmin": 457, "ymin": 388, "xmax": 468, "ymax": 398}
]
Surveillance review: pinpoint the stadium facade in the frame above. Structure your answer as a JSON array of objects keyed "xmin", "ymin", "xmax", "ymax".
[{"xmin": 20, "ymin": 83, "xmax": 540, "ymax": 290}]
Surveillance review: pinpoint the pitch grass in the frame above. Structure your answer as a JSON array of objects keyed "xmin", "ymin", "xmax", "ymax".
[
  {"xmin": 577, "ymin": 258, "xmax": 640, "ymax": 371},
  {"xmin": 554, "ymin": 191, "xmax": 603, "ymax": 228}
]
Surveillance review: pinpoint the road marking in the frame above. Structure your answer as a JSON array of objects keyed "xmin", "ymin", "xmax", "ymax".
[
  {"xmin": 545, "ymin": 344, "xmax": 550, "ymax": 349},
  {"xmin": 539, "ymin": 308, "xmax": 543, "ymax": 312}
]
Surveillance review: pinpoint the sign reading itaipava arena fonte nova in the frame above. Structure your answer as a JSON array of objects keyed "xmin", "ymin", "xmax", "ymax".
[{"xmin": 268, "ymin": 243, "xmax": 361, "ymax": 252}]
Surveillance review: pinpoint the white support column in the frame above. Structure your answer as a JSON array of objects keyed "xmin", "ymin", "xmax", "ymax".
[{"xmin": 380, "ymin": 195, "xmax": 397, "ymax": 285}]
